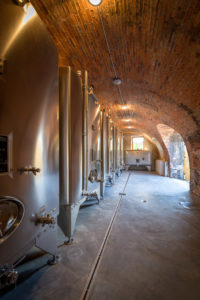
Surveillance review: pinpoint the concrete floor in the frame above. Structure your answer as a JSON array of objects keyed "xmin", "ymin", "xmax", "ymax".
[{"xmin": 2, "ymin": 172, "xmax": 200, "ymax": 300}]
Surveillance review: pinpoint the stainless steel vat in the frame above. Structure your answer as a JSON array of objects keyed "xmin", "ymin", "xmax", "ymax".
[
  {"xmin": 0, "ymin": 0, "xmax": 59, "ymax": 274},
  {"xmin": 58, "ymin": 67, "xmax": 84, "ymax": 240},
  {"xmin": 82, "ymin": 71, "xmax": 101, "ymax": 202},
  {"xmin": 107, "ymin": 121, "xmax": 115, "ymax": 184},
  {"xmin": 120, "ymin": 132, "xmax": 124, "ymax": 168},
  {"xmin": 100, "ymin": 111, "xmax": 109, "ymax": 196},
  {"xmin": 116, "ymin": 128, "xmax": 120, "ymax": 170},
  {"xmin": 115, "ymin": 129, "xmax": 123, "ymax": 176},
  {"xmin": 58, "ymin": 69, "xmax": 101, "ymax": 240},
  {"xmin": 87, "ymin": 93, "xmax": 101, "ymax": 197},
  {"xmin": 109, "ymin": 123, "xmax": 114, "ymax": 172},
  {"xmin": 116, "ymin": 129, "xmax": 123, "ymax": 176}
]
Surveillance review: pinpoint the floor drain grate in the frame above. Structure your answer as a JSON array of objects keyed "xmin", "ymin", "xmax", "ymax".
[
  {"xmin": 141, "ymin": 199, "xmax": 147, "ymax": 203},
  {"xmin": 180, "ymin": 202, "xmax": 200, "ymax": 210}
]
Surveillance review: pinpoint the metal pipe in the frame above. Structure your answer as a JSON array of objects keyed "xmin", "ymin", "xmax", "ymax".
[
  {"xmin": 108, "ymin": 117, "xmax": 111, "ymax": 175},
  {"xmin": 83, "ymin": 71, "xmax": 89, "ymax": 192},
  {"xmin": 100, "ymin": 110, "xmax": 104, "ymax": 180},
  {"xmin": 82, "ymin": 77, "xmax": 86, "ymax": 192},
  {"xmin": 121, "ymin": 132, "xmax": 124, "ymax": 166},
  {"xmin": 113, "ymin": 127, "xmax": 116, "ymax": 171},
  {"xmin": 59, "ymin": 67, "xmax": 83, "ymax": 239},
  {"xmin": 59, "ymin": 67, "xmax": 71, "ymax": 205}
]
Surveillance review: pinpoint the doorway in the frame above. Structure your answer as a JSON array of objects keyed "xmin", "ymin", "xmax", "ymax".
[{"xmin": 157, "ymin": 124, "xmax": 190, "ymax": 181}]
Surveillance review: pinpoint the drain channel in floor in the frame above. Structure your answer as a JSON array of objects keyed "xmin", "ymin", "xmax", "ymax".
[{"xmin": 81, "ymin": 172, "xmax": 131, "ymax": 300}]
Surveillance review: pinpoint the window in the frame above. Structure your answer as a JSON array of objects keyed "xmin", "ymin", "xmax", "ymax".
[{"xmin": 132, "ymin": 137, "xmax": 144, "ymax": 150}]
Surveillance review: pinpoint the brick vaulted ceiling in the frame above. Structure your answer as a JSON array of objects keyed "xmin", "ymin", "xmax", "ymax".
[{"xmin": 31, "ymin": 0, "xmax": 200, "ymax": 191}]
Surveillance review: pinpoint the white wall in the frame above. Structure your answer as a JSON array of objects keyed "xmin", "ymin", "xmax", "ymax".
[
  {"xmin": 125, "ymin": 150, "xmax": 151, "ymax": 165},
  {"xmin": 123, "ymin": 135, "xmax": 159, "ymax": 171}
]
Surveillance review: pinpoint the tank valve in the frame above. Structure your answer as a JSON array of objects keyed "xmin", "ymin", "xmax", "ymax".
[
  {"xmin": 6, "ymin": 269, "xmax": 18, "ymax": 286},
  {"xmin": 82, "ymin": 192, "xmax": 99, "ymax": 204},
  {"xmin": 88, "ymin": 169, "xmax": 98, "ymax": 183},
  {"xmin": 97, "ymin": 178, "xmax": 104, "ymax": 183},
  {"xmin": 18, "ymin": 167, "xmax": 40, "ymax": 176},
  {"xmin": 36, "ymin": 214, "xmax": 55, "ymax": 226},
  {"xmin": 0, "ymin": 267, "xmax": 18, "ymax": 289}
]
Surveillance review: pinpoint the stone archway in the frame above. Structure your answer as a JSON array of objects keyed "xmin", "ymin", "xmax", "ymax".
[{"xmin": 157, "ymin": 124, "xmax": 190, "ymax": 181}]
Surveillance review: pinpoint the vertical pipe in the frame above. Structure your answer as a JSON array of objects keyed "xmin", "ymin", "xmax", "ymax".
[
  {"xmin": 59, "ymin": 67, "xmax": 71, "ymax": 205},
  {"xmin": 59, "ymin": 67, "xmax": 83, "ymax": 239},
  {"xmin": 108, "ymin": 118, "xmax": 110, "ymax": 175},
  {"xmin": 100, "ymin": 110, "xmax": 104, "ymax": 180},
  {"xmin": 86, "ymin": 73, "xmax": 89, "ymax": 192},
  {"xmin": 82, "ymin": 71, "xmax": 89, "ymax": 192},
  {"xmin": 113, "ymin": 127, "xmax": 116, "ymax": 171},
  {"xmin": 116, "ymin": 128, "xmax": 119, "ymax": 169},
  {"xmin": 68, "ymin": 71, "xmax": 72, "ymax": 203},
  {"xmin": 82, "ymin": 77, "xmax": 86, "ymax": 192},
  {"xmin": 119, "ymin": 131, "xmax": 121, "ymax": 166},
  {"xmin": 121, "ymin": 132, "xmax": 124, "ymax": 166}
]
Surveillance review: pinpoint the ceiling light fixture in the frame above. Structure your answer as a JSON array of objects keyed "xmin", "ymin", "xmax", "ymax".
[
  {"xmin": 88, "ymin": 0, "xmax": 102, "ymax": 6},
  {"xmin": 122, "ymin": 106, "xmax": 127, "ymax": 110},
  {"xmin": 113, "ymin": 77, "xmax": 122, "ymax": 85},
  {"xmin": 125, "ymin": 119, "xmax": 130, "ymax": 122}
]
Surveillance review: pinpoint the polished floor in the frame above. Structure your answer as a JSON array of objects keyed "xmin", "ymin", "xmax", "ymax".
[{"xmin": 2, "ymin": 172, "xmax": 200, "ymax": 300}]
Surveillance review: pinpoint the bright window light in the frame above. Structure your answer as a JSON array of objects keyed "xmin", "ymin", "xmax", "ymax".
[
  {"xmin": 132, "ymin": 137, "xmax": 144, "ymax": 150},
  {"xmin": 88, "ymin": 0, "xmax": 102, "ymax": 6},
  {"xmin": 122, "ymin": 106, "xmax": 127, "ymax": 110}
]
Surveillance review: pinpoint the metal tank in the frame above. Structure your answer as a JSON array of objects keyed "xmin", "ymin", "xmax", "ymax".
[
  {"xmin": 0, "ymin": 0, "xmax": 59, "ymax": 285},
  {"xmin": 82, "ymin": 71, "xmax": 101, "ymax": 204},
  {"xmin": 112, "ymin": 127, "xmax": 117, "ymax": 179},
  {"xmin": 110, "ymin": 122, "xmax": 114, "ymax": 173},
  {"xmin": 115, "ymin": 128, "xmax": 120, "ymax": 175},
  {"xmin": 100, "ymin": 110, "xmax": 109, "ymax": 197},
  {"xmin": 115, "ymin": 128, "xmax": 123, "ymax": 176},
  {"xmin": 58, "ymin": 67, "xmax": 84, "ymax": 241},
  {"xmin": 58, "ymin": 69, "xmax": 101, "ymax": 241},
  {"xmin": 120, "ymin": 132, "xmax": 124, "ymax": 168},
  {"xmin": 107, "ymin": 120, "xmax": 115, "ymax": 185}
]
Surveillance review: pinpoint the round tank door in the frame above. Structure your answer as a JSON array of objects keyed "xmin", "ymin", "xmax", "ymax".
[{"xmin": 0, "ymin": 197, "xmax": 24, "ymax": 244}]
